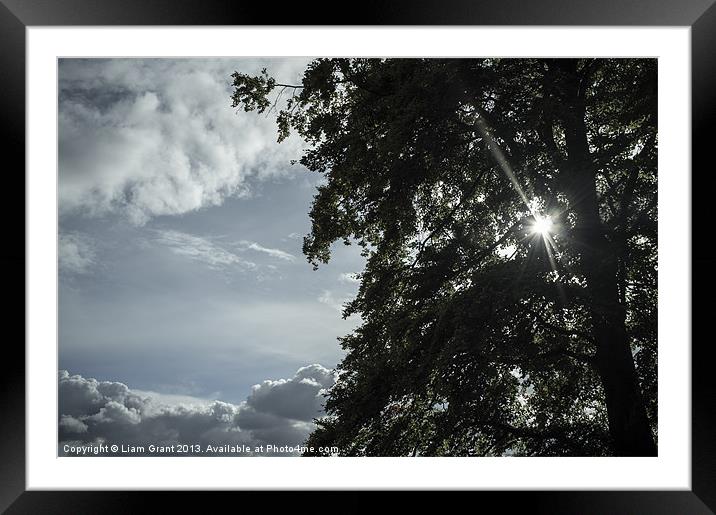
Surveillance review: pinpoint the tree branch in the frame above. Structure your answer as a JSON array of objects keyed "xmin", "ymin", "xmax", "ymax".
[{"xmin": 526, "ymin": 306, "xmax": 593, "ymax": 342}]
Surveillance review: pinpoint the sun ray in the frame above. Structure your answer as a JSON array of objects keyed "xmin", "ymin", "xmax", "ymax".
[
  {"xmin": 473, "ymin": 115, "xmax": 532, "ymax": 211},
  {"xmin": 474, "ymin": 114, "xmax": 570, "ymax": 307}
]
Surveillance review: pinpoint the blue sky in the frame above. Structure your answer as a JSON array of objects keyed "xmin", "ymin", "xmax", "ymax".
[{"xmin": 58, "ymin": 58, "xmax": 363, "ymax": 453}]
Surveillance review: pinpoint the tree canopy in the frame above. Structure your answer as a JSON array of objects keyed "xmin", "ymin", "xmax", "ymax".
[{"xmin": 231, "ymin": 58, "xmax": 657, "ymax": 456}]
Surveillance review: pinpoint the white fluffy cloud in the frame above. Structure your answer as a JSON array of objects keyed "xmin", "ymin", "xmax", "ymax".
[
  {"xmin": 59, "ymin": 58, "xmax": 308, "ymax": 225},
  {"xmin": 58, "ymin": 365, "xmax": 336, "ymax": 456}
]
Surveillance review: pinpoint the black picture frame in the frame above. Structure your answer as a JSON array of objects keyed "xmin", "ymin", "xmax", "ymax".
[{"xmin": 2, "ymin": 1, "xmax": 714, "ymax": 512}]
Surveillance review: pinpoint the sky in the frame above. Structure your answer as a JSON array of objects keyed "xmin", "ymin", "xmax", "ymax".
[{"xmin": 58, "ymin": 58, "xmax": 364, "ymax": 455}]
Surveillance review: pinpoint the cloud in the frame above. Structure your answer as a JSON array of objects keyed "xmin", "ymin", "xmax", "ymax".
[
  {"xmin": 338, "ymin": 272, "xmax": 360, "ymax": 284},
  {"xmin": 318, "ymin": 290, "xmax": 353, "ymax": 313},
  {"xmin": 59, "ymin": 232, "xmax": 96, "ymax": 275},
  {"xmin": 236, "ymin": 240, "xmax": 295, "ymax": 261},
  {"xmin": 59, "ymin": 415, "xmax": 88, "ymax": 434},
  {"xmin": 244, "ymin": 364, "xmax": 335, "ymax": 421},
  {"xmin": 59, "ymin": 58, "xmax": 309, "ymax": 225},
  {"xmin": 153, "ymin": 229, "xmax": 255, "ymax": 271},
  {"xmin": 58, "ymin": 365, "xmax": 336, "ymax": 456},
  {"xmin": 153, "ymin": 230, "xmax": 297, "ymax": 275}
]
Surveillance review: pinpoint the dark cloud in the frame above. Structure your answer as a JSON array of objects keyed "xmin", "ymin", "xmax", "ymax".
[
  {"xmin": 245, "ymin": 364, "xmax": 335, "ymax": 421},
  {"xmin": 58, "ymin": 366, "xmax": 335, "ymax": 456}
]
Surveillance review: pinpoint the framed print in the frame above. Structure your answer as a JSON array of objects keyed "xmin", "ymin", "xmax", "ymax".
[{"xmin": 3, "ymin": 0, "xmax": 715, "ymax": 512}]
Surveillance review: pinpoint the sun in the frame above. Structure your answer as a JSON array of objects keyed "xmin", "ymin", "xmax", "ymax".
[{"xmin": 530, "ymin": 214, "xmax": 553, "ymax": 235}]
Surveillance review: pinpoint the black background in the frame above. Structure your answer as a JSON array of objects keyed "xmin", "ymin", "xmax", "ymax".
[{"xmin": 1, "ymin": 0, "xmax": 714, "ymax": 512}]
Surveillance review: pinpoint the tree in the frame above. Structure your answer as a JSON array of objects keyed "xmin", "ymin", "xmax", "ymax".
[{"xmin": 231, "ymin": 58, "xmax": 657, "ymax": 456}]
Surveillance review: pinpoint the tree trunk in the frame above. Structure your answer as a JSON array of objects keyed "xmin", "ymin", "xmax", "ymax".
[{"xmin": 554, "ymin": 60, "xmax": 657, "ymax": 456}]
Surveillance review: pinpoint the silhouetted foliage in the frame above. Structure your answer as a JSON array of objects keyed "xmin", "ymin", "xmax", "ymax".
[{"xmin": 231, "ymin": 58, "xmax": 657, "ymax": 456}]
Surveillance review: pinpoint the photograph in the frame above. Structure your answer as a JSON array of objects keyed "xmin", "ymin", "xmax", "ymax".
[{"xmin": 57, "ymin": 56, "xmax": 658, "ymax": 458}]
